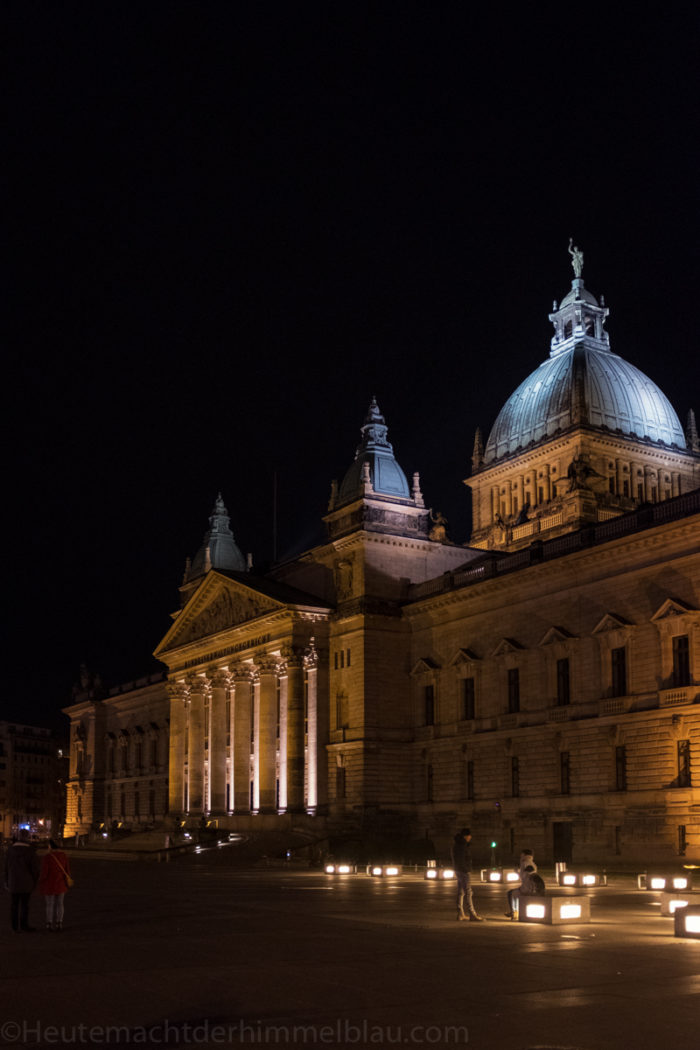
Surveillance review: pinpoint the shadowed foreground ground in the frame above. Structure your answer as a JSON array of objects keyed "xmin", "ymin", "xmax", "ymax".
[{"xmin": 1, "ymin": 847, "xmax": 698, "ymax": 1049}]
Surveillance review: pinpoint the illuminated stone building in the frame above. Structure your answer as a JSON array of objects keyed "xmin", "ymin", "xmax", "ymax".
[
  {"xmin": 63, "ymin": 667, "xmax": 169, "ymax": 838},
  {"xmin": 67, "ymin": 257, "xmax": 700, "ymax": 863}
]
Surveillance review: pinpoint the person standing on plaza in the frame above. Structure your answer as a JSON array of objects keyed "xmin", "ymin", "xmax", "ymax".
[
  {"xmin": 505, "ymin": 848, "xmax": 538, "ymax": 919},
  {"xmin": 4, "ymin": 828, "xmax": 40, "ymax": 932},
  {"xmin": 451, "ymin": 827, "xmax": 483, "ymax": 922},
  {"xmin": 38, "ymin": 839, "xmax": 72, "ymax": 931}
]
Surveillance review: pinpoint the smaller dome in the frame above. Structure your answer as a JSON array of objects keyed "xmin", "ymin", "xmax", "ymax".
[
  {"xmin": 338, "ymin": 398, "xmax": 410, "ymax": 504},
  {"xmin": 190, "ymin": 494, "xmax": 246, "ymax": 577}
]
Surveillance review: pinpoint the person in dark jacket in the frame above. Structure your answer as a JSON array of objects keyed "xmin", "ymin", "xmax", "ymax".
[
  {"xmin": 4, "ymin": 829, "xmax": 40, "ymax": 932},
  {"xmin": 38, "ymin": 839, "xmax": 72, "ymax": 931},
  {"xmin": 451, "ymin": 827, "xmax": 483, "ymax": 922}
]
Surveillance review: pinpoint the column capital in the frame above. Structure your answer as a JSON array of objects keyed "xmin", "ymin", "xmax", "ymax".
[
  {"xmin": 207, "ymin": 668, "xmax": 231, "ymax": 690},
  {"xmin": 256, "ymin": 654, "xmax": 282, "ymax": 676},
  {"xmin": 187, "ymin": 674, "xmax": 211, "ymax": 697},
  {"xmin": 167, "ymin": 681, "xmax": 190, "ymax": 701},
  {"xmin": 230, "ymin": 662, "xmax": 256, "ymax": 683},
  {"xmin": 303, "ymin": 637, "xmax": 319, "ymax": 669}
]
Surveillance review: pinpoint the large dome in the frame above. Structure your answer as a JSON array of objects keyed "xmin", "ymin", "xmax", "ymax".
[{"xmin": 483, "ymin": 277, "xmax": 686, "ymax": 465}]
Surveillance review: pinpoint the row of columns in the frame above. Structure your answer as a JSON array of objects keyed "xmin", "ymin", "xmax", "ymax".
[
  {"xmin": 490, "ymin": 462, "xmax": 683, "ymax": 524},
  {"xmin": 168, "ymin": 646, "xmax": 318, "ymax": 818}
]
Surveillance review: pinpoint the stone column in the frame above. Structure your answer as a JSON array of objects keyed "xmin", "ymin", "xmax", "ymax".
[
  {"xmin": 491, "ymin": 485, "xmax": 499, "ymax": 522},
  {"xmin": 672, "ymin": 471, "xmax": 681, "ymax": 497},
  {"xmin": 208, "ymin": 669, "xmax": 229, "ymax": 815},
  {"xmin": 616, "ymin": 458, "xmax": 625, "ymax": 497},
  {"xmin": 257, "ymin": 657, "xmax": 279, "ymax": 812},
  {"xmin": 232, "ymin": 665, "xmax": 253, "ymax": 814},
  {"xmin": 278, "ymin": 668, "xmax": 289, "ymax": 812},
  {"xmin": 167, "ymin": 683, "xmax": 188, "ymax": 816},
  {"xmin": 286, "ymin": 651, "xmax": 306, "ymax": 812},
  {"xmin": 187, "ymin": 677, "xmax": 207, "ymax": 814},
  {"xmin": 305, "ymin": 646, "xmax": 319, "ymax": 812}
]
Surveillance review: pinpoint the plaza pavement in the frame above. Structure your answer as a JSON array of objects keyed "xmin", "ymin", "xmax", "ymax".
[{"xmin": 1, "ymin": 844, "xmax": 698, "ymax": 1050}]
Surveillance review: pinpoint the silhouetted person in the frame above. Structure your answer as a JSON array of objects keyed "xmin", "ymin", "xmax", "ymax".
[{"xmin": 4, "ymin": 829, "xmax": 40, "ymax": 932}]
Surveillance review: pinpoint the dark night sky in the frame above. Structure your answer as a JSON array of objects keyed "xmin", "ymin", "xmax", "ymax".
[{"xmin": 5, "ymin": 4, "xmax": 698, "ymax": 733}]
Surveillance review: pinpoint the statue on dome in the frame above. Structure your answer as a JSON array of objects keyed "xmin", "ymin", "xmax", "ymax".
[
  {"xmin": 429, "ymin": 509, "xmax": 448, "ymax": 542},
  {"xmin": 568, "ymin": 238, "xmax": 584, "ymax": 278}
]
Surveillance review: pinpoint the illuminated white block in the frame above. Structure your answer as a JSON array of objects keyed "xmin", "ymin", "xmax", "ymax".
[
  {"xmin": 660, "ymin": 891, "xmax": 700, "ymax": 916},
  {"xmin": 371, "ymin": 866, "xmax": 383, "ymax": 876},
  {"xmin": 325, "ymin": 864, "xmax": 335, "ymax": 873},
  {"xmin": 385, "ymin": 866, "xmax": 399, "ymax": 876},
  {"xmin": 488, "ymin": 871, "xmax": 502, "ymax": 882},
  {"xmin": 674, "ymin": 905, "xmax": 700, "ymax": 939},
  {"xmin": 519, "ymin": 895, "xmax": 591, "ymax": 925},
  {"xmin": 441, "ymin": 868, "xmax": 455, "ymax": 880},
  {"xmin": 505, "ymin": 871, "xmax": 519, "ymax": 883},
  {"xmin": 562, "ymin": 874, "xmax": 577, "ymax": 885},
  {"xmin": 672, "ymin": 877, "xmax": 689, "ymax": 890},
  {"xmin": 582, "ymin": 875, "xmax": 596, "ymax": 886},
  {"xmin": 370, "ymin": 864, "xmax": 402, "ymax": 877},
  {"xmin": 425, "ymin": 869, "xmax": 438, "ymax": 879},
  {"xmin": 650, "ymin": 877, "xmax": 666, "ymax": 890}
]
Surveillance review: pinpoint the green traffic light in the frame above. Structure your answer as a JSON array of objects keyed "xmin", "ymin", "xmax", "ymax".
[{"xmin": 490, "ymin": 841, "xmax": 497, "ymax": 848}]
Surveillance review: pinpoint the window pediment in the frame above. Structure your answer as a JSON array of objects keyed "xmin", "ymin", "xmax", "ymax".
[
  {"xmin": 592, "ymin": 613, "xmax": 634, "ymax": 635},
  {"xmin": 651, "ymin": 598, "xmax": 697, "ymax": 623},
  {"xmin": 492, "ymin": 638, "xmax": 524, "ymax": 658},
  {"xmin": 410, "ymin": 657, "xmax": 441, "ymax": 677},
  {"xmin": 447, "ymin": 648, "xmax": 480, "ymax": 669},
  {"xmin": 538, "ymin": 626, "xmax": 574, "ymax": 647}
]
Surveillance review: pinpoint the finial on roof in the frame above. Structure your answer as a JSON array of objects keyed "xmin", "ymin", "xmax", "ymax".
[
  {"xmin": 568, "ymin": 237, "xmax": 584, "ymax": 278},
  {"xmin": 687, "ymin": 409, "xmax": 699, "ymax": 452},
  {"xmin": 472, "ymin": 426, "xmax": 484, "ymax": 472}
]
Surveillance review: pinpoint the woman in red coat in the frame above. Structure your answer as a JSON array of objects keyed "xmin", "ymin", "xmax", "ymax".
[{"xmin": 38, "ymin": 840, "xmax": 72, "ymax": 931}]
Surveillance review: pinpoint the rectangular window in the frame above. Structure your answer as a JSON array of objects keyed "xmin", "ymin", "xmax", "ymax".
[
  {"xmin": 556, "ymin": 658, "xmax": 570, "ymax": 706},
  {"xmin": 609, "ymin": 476, "xmax": 615, "ymax": 494},
  {"xmin": 461, "ymin": 677, "xmax": 475, "ymax": 721},
  {"xmin": 507, "ymin": 668, "xmax": 520, "ymax": 714},
  {"xmin": 623, "ymin": 480, "xmax": 630, "ymax": 497},
  {"xmin": 678, "ymin": 825, "xmax": 687, "ymax": 856},
  {"xmin": 615, "ymin": 745, "xmax": 627, "ymax": 791},
  {"xmin": 466, "ymin": 760, "xmax": 474, "ymax": 801},
  {"xmin": 334, "ymin": 652, "xmax": 338, "ymax": 670},
  {"xmin": 346, "ymin": 649, "xmax": 351, "ymax": 667},
  {"xmin": 340, "ymin": 650, "xmax": 345, "ymax": 669},
  {"xmin": 637, "ymin": 482, "xmax": 644, "ymax": 500},
  {"xmin": 677, "ymin": 739, "xmax": 691, "ymax": 788},
  {"xmin": 150, "ymin": 738, "xmax": 158, "ymax": 767},
  {"xmin": 336, "ymin": 766, "xmax": 346, "ymax": 800},
  {"xmin": 672, "ymin": 635, "xmax": 690, "ymax": 687},
  {"xmin": 426, "ymin": 763, "xmax": 433, "ymax": 802},
  {"xmin": 511, "ymin": 756, "xmax": 520, "ymax": 798},
  {"xmin": 560, "ymin": 751, "xmax": 570, "ymax": 795},
  {"xmin": 424, "ymin": 685, "xmax": 435, "ymax": 726},
  {"xmin": 611, "ymin": 647, "xmax": 627, "ymax": 696}
]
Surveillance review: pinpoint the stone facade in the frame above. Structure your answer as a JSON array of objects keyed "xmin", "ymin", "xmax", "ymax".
[
  {"xmin": 64, "ymin": 261, "xmax": 700, "ymax": 865},
  {"xmin": 63, "ymin": 672, "xmax": 169, "ymax": 838}
]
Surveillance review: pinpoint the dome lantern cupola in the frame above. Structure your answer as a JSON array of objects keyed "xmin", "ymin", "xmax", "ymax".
[
  {"xmin": 466, "ymin": 245, "xmax": 699, "ymax": 553},
  {"xmin": 186, "ymin": 493, "xmax": 247, "ymax": 583},
  {"xmin": 336, "ymin": 397, "xmax": 412, "ymax": 506}
]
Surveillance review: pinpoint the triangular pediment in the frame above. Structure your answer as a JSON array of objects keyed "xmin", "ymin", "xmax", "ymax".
[
  {"xmin": 448, "ymin": 648, "xmax": 480, "ymax": 667},
  {"xmin": 410, "ymin": 657, "xmax": 441, "ymax": 676},
  {"xmin": 538, "ymin": 626, "xmax": 574, "ymax": 647},
  {"xmin": 492, "ymin": 638, "xmax": 524, "ymax": 657},
  {"xmin": 592, "ymin": 612, "xmax": 633, "ymax": 635},
  {"xmin": 155, "ymin": 572, "xmax": 283, "ymax": 656},
  {"xmin": 650, "ymin": 598, "xmax": 695, "ymax": 623}
]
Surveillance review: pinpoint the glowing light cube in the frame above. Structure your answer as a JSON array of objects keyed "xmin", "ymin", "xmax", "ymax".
[
  {"xmin": 672, "ymin": 877, "xmax": 689, "ymax": 890},
  {"xmin": 687, "ymin": 916, "xmax": 700, "ymax": 933},
  {"xmin": 505, "ymin": 871, "xmax": 519, "ymax": 883},
  {"xmin": 526, "ymin": 903, "xmax": 546, "ymax": 919},
  {"xmin": 650, "ymin": 877, "xmax": 666, "ymax": 890},
  {"xmin": 425, "ymin": 869, "xmax": 438, "ymax": 879},
  {"xmin": 562, "ymin": 874, "xmax": 577, "ymax": 885},
  {"xmin": 560, "ymin": 904, "xmax": 582, "ymax": 919},
  {"xmin": 674, "ymin": 905, "xmax": 700, "ymax": 939},
  {"xmin": 488, "ymin": 871, "xmax": 502, "ymax": 882},
  {"xmin": 582, "ymin": 875, "xmax": 596, "ymax": 886}
]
